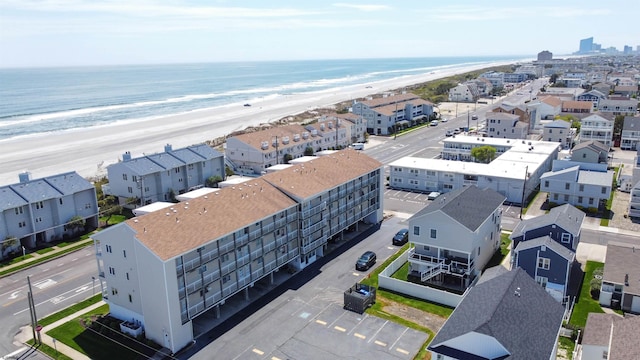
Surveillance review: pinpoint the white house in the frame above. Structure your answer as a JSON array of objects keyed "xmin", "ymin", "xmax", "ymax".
[
  {"xmin": 406, "ymin": 186, "xmax": 505, "ymax": 291},
  {"xmin": 0, "ymin": 171, "xmax": 98, "ymax": 257},
  {"xmin": 576, "ymin": 313, "xmax": 640, "ymax": 360},
  {"xmin": 629, "ymin": 149, "xmax": 640, "ymax": 217},
  {"xmin": 571, "ymin": 140, "xmax": 609, "ymax": 163},
  {"xmin": 389, "ymin": 136, "xmax": 560, "ymax": 204},
  {"xmin": 485, "ymin": 112, "xmax": 529, "ymax": 139},
  {"xmin": 92, "ymin": 149, "xmax": 384, "ymax": 353},
  {"xmin": 540, "ymin": 161, "xmax": 613, "ymax": 210},
  {"xmin": 530, "ymin": 95, "xmax": 562, "ymax": 120},
  {"xmin": 598, "ymin": 243, "xmax": 640, "ymax": 314},
  {"xmin": 428, "ymin": 268, "xmax": 565, "ymax": 360},
  {"xmin": 579, "ymin": 114, "xmax": 615, "ymax": 148},
  {"xmin": 620, "ymin": 116, "xmax": 640, "ymax": 150},
  {"xmin": 105, "ymin": 144, "xmax": 225, "ymax": 207},
  {"xmin": 543, "ymin": 120, "xmax": 574, "ymax": 149},
  {"xmin": 448, "ymin": 83, "xmax": 480, "ymax": 103}
]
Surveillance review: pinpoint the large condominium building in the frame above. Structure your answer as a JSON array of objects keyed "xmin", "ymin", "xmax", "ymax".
[
  {"xmin": 225, "ymin": 116, "xmax": 356, "ymax": 175},
  {"xmin": 351, "ymin": 93, "xmax": 434, "ymax": 135},
  {"xmin": 105, "ymin": 144, "xmax": 225, "ymax": 207},
  {"xmin": 0, "ymin": 172, "xmax": 98, "ymax": 258},
  {"xmin": 389, "ymin": 136, "xmax": 560, "ymax": 204},
  {"xmin": 92, "ymin": 149, "xmax": 383, "ymax": 354}
]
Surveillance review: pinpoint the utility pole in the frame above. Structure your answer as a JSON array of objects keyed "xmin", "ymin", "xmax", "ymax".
[
  {"xmin": 274, "ymin": 136, "xmax": 279, "ymax": 164},
  {"xmin": 394, "ymin": 102, "xmax": 399, "ymax": 140},
  {"xmin": 467, "ymin": 110, "xmax": 470, "ymax": 133},
  {"xmin": 27, "ymin": 276, "xmax": 39, "ymax": 344},
  {"xmin": 520, "ymin": 165, "xmax": 529, "ymax": 219}
]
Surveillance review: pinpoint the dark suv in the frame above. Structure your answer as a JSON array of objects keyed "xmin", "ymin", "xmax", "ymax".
[
  {"xmin": 392, "ymin": 229, "xmax": 409, "ymax": 245},
  {"xmin": 356, "ymin": 251, "xmax": 377, "ymax": 271}
]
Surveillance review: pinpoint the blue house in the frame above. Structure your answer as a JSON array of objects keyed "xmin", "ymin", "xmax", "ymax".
[
  {"xmin": 510, "ymin": 204, "xmax": 585, "ymax": 302},
  {"xmin": 514, "ymin": 236, "xmax": 575, "ymax": 302},
  {"xmin": 511, "ymin": 204, "xmax": 585, "ymax": 251}
]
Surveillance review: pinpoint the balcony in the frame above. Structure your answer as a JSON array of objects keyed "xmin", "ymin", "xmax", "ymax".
[
  {"xmin": 248, "ymin": 229, "xmax": 261, "ymax": 240},
  {"xmin": 236, "ymin": 233, "xmax": 249, "ymax": 246},
  {"xmin": 250, "ymin": 248, "xmax": 263, "ymax": 259},
  {"xmin": 236, "ymin": 253, "xmax": 250, "ymax": 267},
  {"xmin": 264, "ymin": 259, "xmax": 277, "ymax": 273},
  {"xmin": 408, "ymin": 248, "xmax": 474, "ymax": 279},
  {"xmin": 219, "ymin": 241, "xmax": 235, "ymax": 254},
  {"xmin": 262, "ymin": 222, "xmax": 275, "ymax": 234},
  {"xmin": 275, "ymin": 217, "xmax": 287, "ymax": 228},
  {"xmin": 222, "ymin": 283, "xmax": 238, "ymax": 297},
  {"xmin": 220, "ymin": 262, "xmax": 236, "ymax": 275},
  {"xmin": 201, "ymin": 248, "xmax": 219, "ymax": 263},
  {"xmin": 202, "ymin": 270, "xmax": 220, "ymax": 284}
]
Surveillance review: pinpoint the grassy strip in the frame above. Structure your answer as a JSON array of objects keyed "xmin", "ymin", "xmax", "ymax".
[
  {"xmin": 26, "ymin": 340, "xmax": 74, "ymax": 360},
  {"xmin": 36, "ymin": 247, "xmax": 55, "ymax": 255},
  {"xmin": 46, "ymin": 305, "xmax": 111, "ymax": 356},
  {"xmin": 0, "ymin": 254, "xmax": 34, "ymax": 267},
  {"xmin": 558, "ymin": 336, "xmax": 576, "ymax": 358},
  {"xmin": 522, "ymin": 190, "xmax": 542, "ymax": 216},
  {"xmin": 38, "ymin": 294, "xmax": 103, "ymax": 327},
  {"xmin": 569, "ymin": 261, "xmax": 604, "ymax": 328},
  {"xmin": 0, "ymin": 239, "xmax": 93, "ymax": 277}
]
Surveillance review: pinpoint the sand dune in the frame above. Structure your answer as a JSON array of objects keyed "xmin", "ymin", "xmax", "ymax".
[{"xmin": 0, "ymin": 61, "xmax": 512, "ymax": 185}]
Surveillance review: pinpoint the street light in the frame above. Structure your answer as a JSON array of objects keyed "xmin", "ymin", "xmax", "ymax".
[{"xmin": 92, "ymin": 276, "xmax": 96, "ymax": 297}]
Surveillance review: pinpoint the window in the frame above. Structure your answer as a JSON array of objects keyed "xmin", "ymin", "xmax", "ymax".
[
  {"xmin": 59, "ymin": 199, "xmax": 63, "ymax": 205},
  {"xmin": 108, "ymin": 266, "xmax": 116, "ymax": 275},
  {"xmin": 15, "ymin": 207, "xmax": 23, "ymax": 215},
  {"xmin": 413, "ymin": 226, "xmax": 420, "ymax": 236},
  {"xmin": 126, "ymin": 272, "xmax": 130, "ymax": 280},
  {"xmin": 553, "ymin": 193, "xmax": 559, "ymax": 200},
  {"xmin": 589, "ymin": 198, "xmax": 594, "ymax": 205},
  {"xmin": 565, "ymin": 183, "xmax": 570, "ymax": 190},
  {"xmin": 430, "ymin": 229, "xmax": 437, "ymax": 239},
  {"xmin": 222, "ymin": 274, "xmax": 231, "ymax": 284},
  {"xmin": 128, "ymin": 294, "xmax": 133, "ymax": 303},
  {"xmin": 561, "ymin": 233, "xmax": 571, "ymax": 244},
  {"xmin": 536, "ymin": 276, "xmax": 548, "ymax": 288},
  {"xmin": 127, "ymin": 186, "xmax": 133, "ymax": 193},
  {"xmin": 35, "ymin": 201, "xmax": 44, "ymax": 209},
  {"xmin": 111, "ymin": 287, "xmax": 118, "ymax": 295},
  {"xmin": 544, "ymin": 181, "xmax": 549, "ymax": 187},
  {"xmin": 537, "ymin": 257, "xmax": 550, "ymax": 270},
  {"xmin": 423, "ymin": 245, "xmax": 430, "ymax": 251},
  {"xmin": 132, "ymin": 175, "xmax": 137, "ymax": 182},
  {"xmin": 477, "ymin": 247, "xmax": 481, "ymax": 256},
  {"xmin": 123, "ymin": 250, "xmax": 126, "ymax": 258},
  {"xmin": 564, "ymin": 194, "xmax": 569, "ymax": 202},
  {"xmin": 106, "ymin": 245, "xmax": 112, "ymax": 253},
  {"xmin": 601, "ymin": 187, "xmax": 606, "ymax": 194},
  {"xmin": 578, "ymin": 196, "xmax": 583, "ymax": 203},
  {"xmin": 579, "ymin": 184, "xmax": 584, "ymax": 192}
]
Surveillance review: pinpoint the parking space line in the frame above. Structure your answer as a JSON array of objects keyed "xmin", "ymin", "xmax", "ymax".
[
  {"xmin": 328, "ymin": 311, "xmax": 347, "ymax": 328},
  {"xmin": 396, "ymin": 348, "xmax": 409, "ymax": 355},
  {"xmin": 367, "ymin": 320, "xmax": 388, "ymax": 343},
  {"xmin": 374, "ymin": 340, "xmax": 387, "ymax": 347},
  {"xmin": 334, "ymin": 326, "xmax": 346, "ymax": 332},
  {"xmin": 354, "ymin": 333, "xmax": 366, "ymax": 340},
  {"xmin": 347, "ymin": 313, "xmax": 367, "ymax": 335},
  {"xmin": 352, "ymin": 272, "xmax": 361, "ymax": 276},
  {"xmin": 390, "ymin": 327, "xmax": 409, "ymax": 349},
  {"xmin": 315, "ymin": 319, "xmax": 327, "ymax": 326},
  {"xmin": 252, "ymin": 348, "xmax": 264, "ymax": 355}
]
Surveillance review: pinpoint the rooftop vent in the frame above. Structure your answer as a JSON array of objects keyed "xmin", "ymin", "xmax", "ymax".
[
  {"xmin": 261, "ymin": 141, "xmax": 269, "ymax": 150},
  {"xmin": 293, "ymin": 134, "xmax": 300, "ymax": 142},
  {"xmin": 302, "ymin": 132, "xmax": 309, "ymax": 139}
]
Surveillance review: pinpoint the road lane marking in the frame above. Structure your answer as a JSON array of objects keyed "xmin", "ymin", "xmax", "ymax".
[
  {"xmin": 252, "ymin": 349, "xmax": 264, "ymax": 355},
  {"xmin": 271, "ymin": 357, "xmax": 281, "ymax": 360},
  {"xmin": 354, "ymin": 333, "xmax": 366, "ymax": 340},
  {"xmin": 71, "ymin": 258, "xmax": 78, "ymax": 262},
  {"xmin": 334, "ymin": 326, "xmax": 346, "ymax": 332},
  {"xmin": 13, "ymin": 280, "xmax": 94, "ymax": 315},
  {"xmin": 33, "ymin": 279, "xmax": 57, "ymax": 289},
  {"xmin": 315, "ymin": 320, "xmax": 327, "ymax": 325},
  {"xmin": 374, "ymin": 340, "xmax": 387, "ymax": 347}
]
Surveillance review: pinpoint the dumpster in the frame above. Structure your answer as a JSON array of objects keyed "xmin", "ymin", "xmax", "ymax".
[{"xmin": 344, "ymin": 283, "xmax": 376, "ymax": 314}]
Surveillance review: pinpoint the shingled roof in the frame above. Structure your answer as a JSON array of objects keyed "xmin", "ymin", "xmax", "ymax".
[{"xmin": 428, "ymin": 268, "xmax": 565, "ymax": 359}]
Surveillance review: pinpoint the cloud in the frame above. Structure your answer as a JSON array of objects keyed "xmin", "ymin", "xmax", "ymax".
[
  {"xmin": 427, "ymin": 5, "xmax": 611, "ymax": 21},
  {"xmin": 332, "ymin": 3, "xmax": 390, "ymax": 12}
]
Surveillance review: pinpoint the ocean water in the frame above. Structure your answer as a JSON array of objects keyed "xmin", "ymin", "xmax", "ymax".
[{"xmin": 0, "ymin": 56, "xmax": 524, "ymax": 141}]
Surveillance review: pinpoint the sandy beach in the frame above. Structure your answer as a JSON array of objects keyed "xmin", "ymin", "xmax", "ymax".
[{"xmin": 0, "ymin": 61, "xmax": 513, "ymax": 185}]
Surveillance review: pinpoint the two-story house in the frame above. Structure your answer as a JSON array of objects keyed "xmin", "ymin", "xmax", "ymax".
[
  {"xmin": 562, "ymin": 100, "xmax": 593, "ymax": 114},
  {"xmin": 543, "ymin": 120, "xmax": 573, "ymax": 149},
  {"xmin": 599, "ymin": 243, "xmax": 640, "ymax": 314},
  {"xmin": 576, "ymin": 89, "xmax": 607, "ymax": 109},
  {"xmin": 598, "ymin": 98, "xmax": 637, "ymax": 116},
  {"xmin": 448, "ymin": 83, "xmax": 480, "ymax": 103},
  {"xmin": 510, "ymin": 204, "xmax": 585, "ymax": 302},
  {"xmin": 428, "ymin": 268, "xmax": 565, "ymax": 360},
  {"xmin": 628, "ymin": 149, "xmax": 640, "ymax": 217},
  {"xmin": 406, "ymin": 186, "xmax": 505, "ymax": 292},
  {"xmin": 621, "ymin": 116, "xmax": 640, "ymax": 151},
  {"xmin": 532, "ymin": 95, "xmax": 562, "ymax": 120},
  {"xmin": 485, "ymin": 112, "xmax": 528, "ymax": 139},
  {"xmin": 0, "ymin": 172, "xmax": 98, "ymax": 256},
  {"xmin": 92, "ymin": 149, "xmax": 384, "ymax": 354},
  {"xmin": 105, "ymin": 144, "xmax": 225, "ymax": 207},
  {"xmin": 571, "ymin": 140, "xmax": 609, "ymax": 163},
  {"xmin": 540, "ymin": 163, "xmax": 613, "ymax": 210},
  {"xmin": 579, "ymin": 113, "xmax": 615, "ymax": 148}
]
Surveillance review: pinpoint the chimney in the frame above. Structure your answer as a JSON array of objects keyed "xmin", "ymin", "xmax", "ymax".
[
  {"xmin": 18, "ymin": 172, "xmax": 31, "ymax": 183},
  {"xmin": 123, "ymin": 151, "xmax": 132, "ymax": 162},
  {"xmin": 164, "ymin": 144, "xmax": 173, "ymax": 153}
]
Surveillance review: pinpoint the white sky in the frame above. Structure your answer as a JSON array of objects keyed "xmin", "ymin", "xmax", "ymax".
[{"xmin": 1, "ymin": 0, "xmax": 639, "ymax": 67}]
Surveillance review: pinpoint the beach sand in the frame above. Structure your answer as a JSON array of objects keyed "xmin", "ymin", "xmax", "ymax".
[{"xmin": 0, "ymin": 61, "xmax": 512, "ymax": 185}]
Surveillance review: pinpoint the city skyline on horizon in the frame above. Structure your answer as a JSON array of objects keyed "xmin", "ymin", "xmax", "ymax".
[{"xmin": 1, "ymin": 0, "xmax": 640, "ymax": 68}]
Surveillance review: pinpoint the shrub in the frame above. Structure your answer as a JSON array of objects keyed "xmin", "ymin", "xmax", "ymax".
[{"xmin": 587, "ymin": 207, "xmax": 598, "ymax": 214}]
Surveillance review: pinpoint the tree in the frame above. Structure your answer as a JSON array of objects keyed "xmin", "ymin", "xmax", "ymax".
[
  {"xmin": 614, "ymin": 115, "xmax": 625, "ymax": 138},
  {"xmin": 304, "ymin": 146, "xmax": 314, "ymax": 156},
  {"xmin": 205, "ymin": 175, "xmax": 223, "ymax": 188},
  {"xmin": 1, "ymin": 236, "xmax": 18, "ymax": 255},
  {"xmin": 549, "ymin": 73, "xmax": 559, "ymax": 84},
  {"xmin": 283, "ymin": 153, "xmax": 293, "ymax": 164},
  {"xmin": 67, "ymin": 216, "xmax": 86, "ymax": 234},
  {"xmin": 470, "ymin": 145, "xmax": 497, "ymax": 163},
  {"xmin": 99, "ymin": 195, "xmax": 122, "ymax": 226}
]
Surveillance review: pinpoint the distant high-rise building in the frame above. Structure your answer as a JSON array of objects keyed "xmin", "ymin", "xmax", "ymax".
[
  {"xmin": 593, "ymin": 43, "xmax": 601, "ymax": 51},
  {"xmin": 537, "ymin": 50, "xmax": 553, "ymax": 61},
  {"xmin": 579, "ymin": 37, "xmax": 594, "ymax": 54},
  {"xmin": 624, "ymin": 45, "xmax": 632, "ymax": 54}
]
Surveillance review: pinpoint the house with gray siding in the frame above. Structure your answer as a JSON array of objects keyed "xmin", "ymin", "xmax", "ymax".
[
  {"xmin": 543, "ymin": 120, "xmax": 573, "ymax": 149},
  {"xmin": 540, "ymin": 162, "xmax": 613, "ymax": 210},
  {"xmin": 428, "ymin": 268, "xmax": 565, "ymax": 360},
  {"xmin": 0, "ymin": 172, "xmax": 98, "ymax": 258},
  {"xmin": 576, "ymin": 313, "xmax": 640, "ymax": 360},
  {"xmin": 105, "ymin": 144, "xmax": 225, "ymax": 207},
  {"xmin": 598, "ymin": 243, "xmax": 640, "ymax": 314},
  {"xmin": 571, "ymin": 140, "xmax": 609, "ymax": 163},
  {"xmin": 620, "ymin": 116, "xmax": 640, "ymax": 151},
  {"xmin": 407, "ymin": 186, "xmax": 504, "ymax": 293}
]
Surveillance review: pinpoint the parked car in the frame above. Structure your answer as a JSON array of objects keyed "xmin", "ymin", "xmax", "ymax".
[
  {"xmin": 453, "ymin": 128, "xmax": 462, "ymax": 135},
  {"xmin": 427, "ymin": 191, "xmax": 441, "ymax": 200},
  {"xmin": 356, "ymin": 251, "xmax": 377, "ymax": 271},
  {"xmin": 430, "ymin": 120, "xmax": 439, "ymax": 126},
  {"xmin": 471, "ymin": 115, "xmax": 478, "ymax": 120},
  {"xmin": 392, "ymin": 229, "xmax": 409, "ymax": 246},
  {"xmin": 446, "ymin": 130, "xmax": 454, "ymax": 137},
  {"xmin": 440, "ymin": 117, "xmax": 448, "ymax": 122}
]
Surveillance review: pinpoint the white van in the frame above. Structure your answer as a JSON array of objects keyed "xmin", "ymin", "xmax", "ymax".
[{"xmin": 350, "ymin": 143, "xmax": 365, "ymax": 150}]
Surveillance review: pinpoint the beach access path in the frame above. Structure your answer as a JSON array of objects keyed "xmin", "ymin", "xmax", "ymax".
[{"xmin": 0, "ymin": 61, "xmax": 513, "ymax": 185}]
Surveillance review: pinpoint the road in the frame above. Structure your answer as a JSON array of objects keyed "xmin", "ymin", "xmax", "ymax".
[{"xmin": 0, "ymin": 247, "xmax": 99, "ymax": 355}]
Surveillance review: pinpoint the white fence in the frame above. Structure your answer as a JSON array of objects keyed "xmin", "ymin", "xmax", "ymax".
[{"xmin": 378, "ymin": 249, "xmax": 465, "ymax": 308}]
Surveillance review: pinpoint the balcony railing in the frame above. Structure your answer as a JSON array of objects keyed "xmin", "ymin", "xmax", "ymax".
[
  {"xmin": 236, "ymin": 254, "xmax": 250, "ymax": 267},
  {"xmin": 220, "ymin": 262, "xmax": 236, "ymax": 275},
  {"xmin": 408, "ymin": 249, "xmax": 474, "ymax": 277},
  {"xmin": 264, "ymin": 260, "xmax": 277, "ymax": 273},
  {"xmin": 219, "ymin": 241, "xmax": 235, "ymax": 254},
  {"xmin": 203, "ymin": 270, "xmax": 220, "ymax": 284},
  {"xmin": 262, "ymin": 222, "xmax": 275, "ymax": 234},
  {"xmin": 275, "ymin": 217, "xmax": 287, "ymax": 228},
  {"xmin": 236, "ymin": 233, "xmax": 249, "ymax": 246}
]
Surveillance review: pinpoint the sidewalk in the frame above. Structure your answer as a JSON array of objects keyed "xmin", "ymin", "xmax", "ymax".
[
  {"xmin": 0, "ymin": 238, "xmax": 94, "ymax": 277},
  {"xmin": 15, "ymin": 301, "xmax": 106, "ymax": 360}
]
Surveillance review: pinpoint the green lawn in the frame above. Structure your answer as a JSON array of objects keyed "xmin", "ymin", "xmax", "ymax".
[
  {"xmin": 38, "ymin": 295, "xmax": 103, "ymax": 327},
  {"xmin": 484, "ymin": 233, "xmax": 511, "ymax": 269},
  {"xmin": 569, "ymin": 261, "xmax": 604, "ymax": 328},
  {"xmin": 36, "ymin": 247, "xmax": 55, "ymax": 255},
  {"xmin": 391, "ymin": 261, "xmax": 409, "ymax": 280}
]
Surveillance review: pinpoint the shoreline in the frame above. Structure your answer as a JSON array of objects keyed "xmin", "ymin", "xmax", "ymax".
[{"xmin": 0, "ymin": 60, "xmax": 514, "ymax": 185}]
